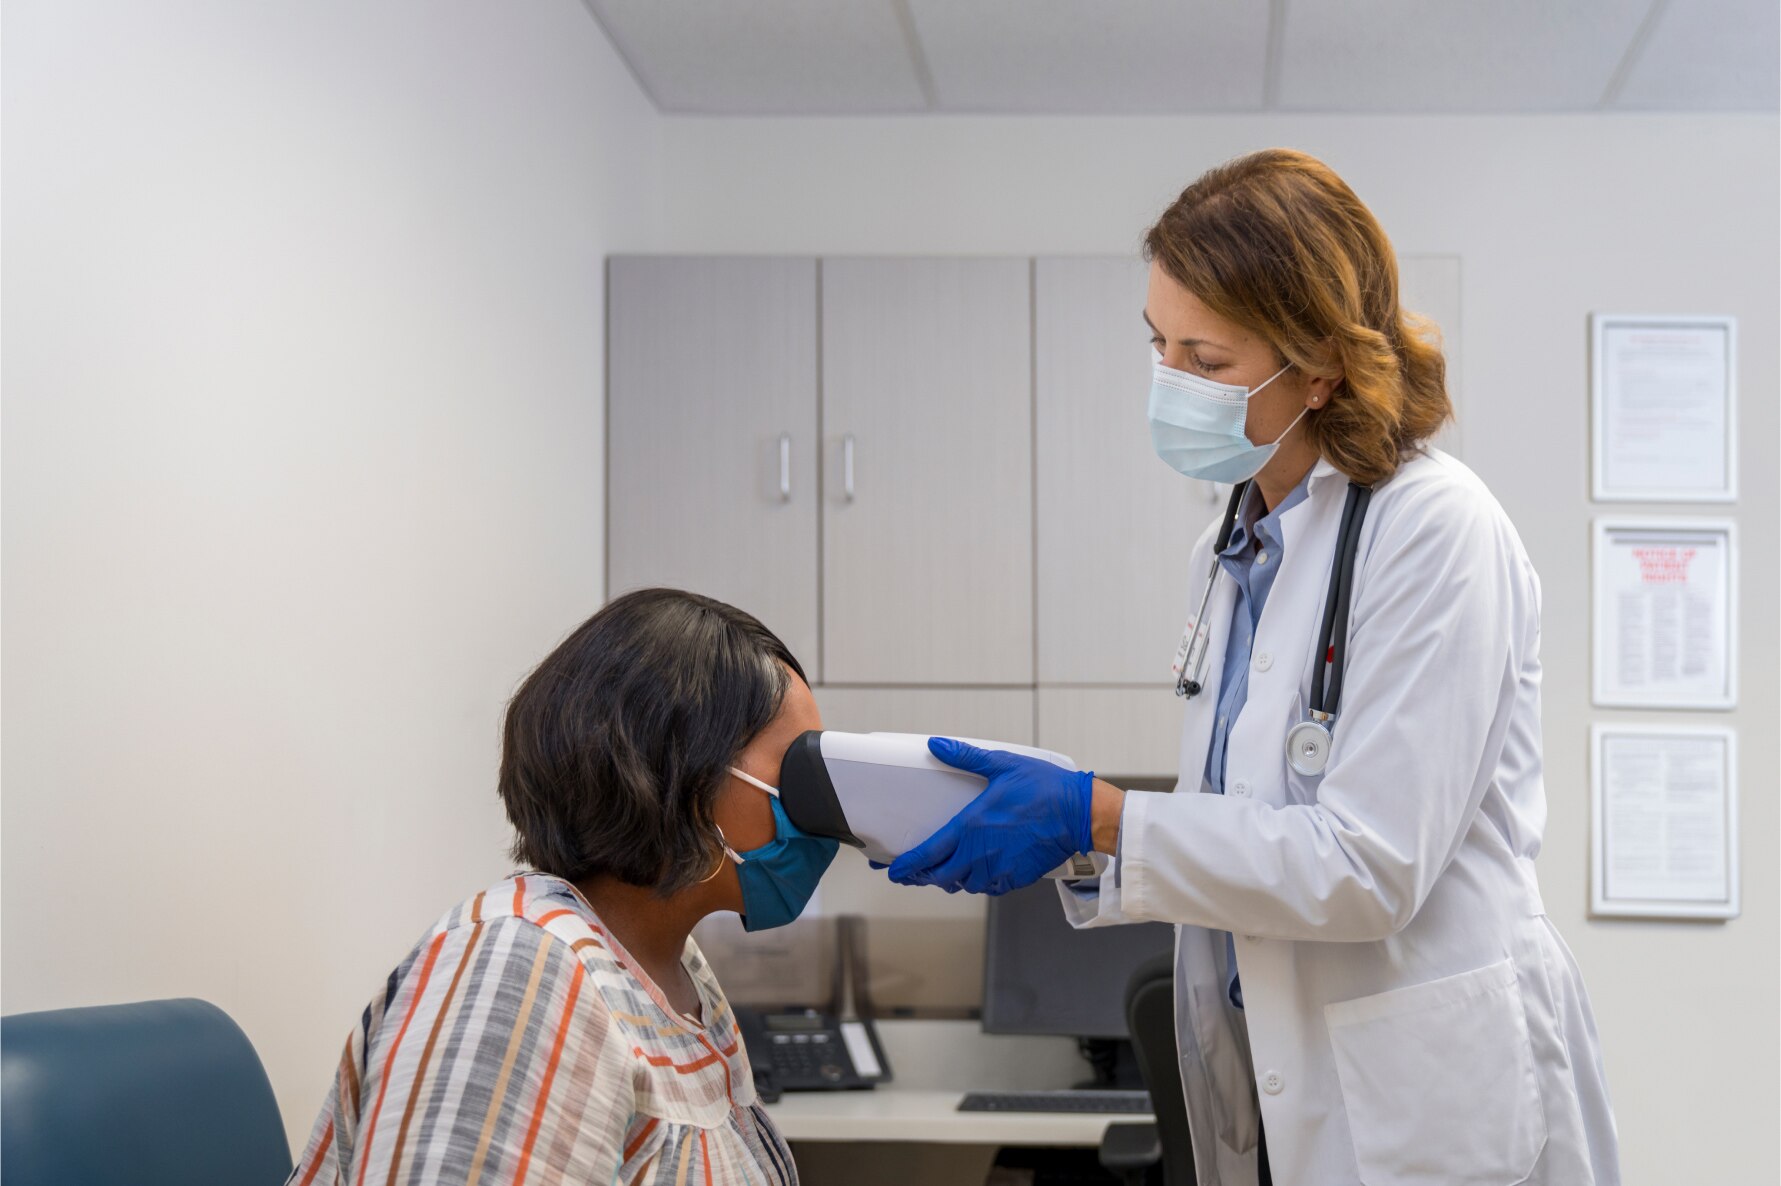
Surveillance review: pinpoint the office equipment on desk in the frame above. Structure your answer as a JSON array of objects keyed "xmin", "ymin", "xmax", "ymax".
[
  {"xmin": 737, "ymin": 1007, "xmax": 891, "ymax": 1096},
  {"xmin": 982, "ymin": 879, "xmax": 1174, "ymax": 1088},
  {"xmin": 958, "ymin": 1089, "xmax": 1151, "ymax": 1114},
  {"xmin": 714, "ymin": 914, "xmax": 894, "ymax": 1099}
]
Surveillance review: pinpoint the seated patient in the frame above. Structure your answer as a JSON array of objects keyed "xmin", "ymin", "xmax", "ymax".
[{"xmin": 287, "ymin": 588, "xmax": 834, "ymax": 1186}]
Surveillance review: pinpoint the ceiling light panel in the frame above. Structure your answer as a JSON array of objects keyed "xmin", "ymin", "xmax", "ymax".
[
  {"xmin": 905, "ymin": 0, "xmax": 1273, "ymax": 112},
  {"xmin": 1278, "ymin": 0, "xmax": 1654, "ymax": 112},
  {"xmin": 587, "ymin": 0, "xmax": 928, "ymax": 113},
  {"xmin": 1612, "ymin": 0, "xmax": 1779, "ymax": 110}
]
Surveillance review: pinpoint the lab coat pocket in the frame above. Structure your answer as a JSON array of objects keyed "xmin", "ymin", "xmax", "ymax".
[
  {"xmin": 1187, "ymin": 982, "xmax": 1260, "ymax": 1155},
  {"xmin": 1324, "ymin": 958, "xmax": 1547, "ymax": 1186}
]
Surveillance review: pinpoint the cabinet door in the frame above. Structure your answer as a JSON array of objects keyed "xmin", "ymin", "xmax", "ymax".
[
  {"xmin": 1035, "ymin": 256, "xmax": 1224, "ymax": 685},
  {"xmin": 607, "ymin": 257, "xmax": 819, "ymax": 667},
  {"xmin": 821, "ymin": 258, "xmax": 1033, "ymax": 685},
  {"xmin": 813, "ymin": 687, "xmax": 1035, "ymax": 746}
]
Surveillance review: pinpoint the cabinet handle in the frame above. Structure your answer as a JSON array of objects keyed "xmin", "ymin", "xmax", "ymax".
[
  {"xmin": 778, "ymin": 433, "xmax": 792, "ymax": 501},
  {"xmin": 843, "ymin": 434, "xmax": 856, "ymax": 502}
]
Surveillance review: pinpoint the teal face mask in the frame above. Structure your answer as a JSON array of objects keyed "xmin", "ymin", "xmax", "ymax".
[
  {"xmin": 720, "ymin": 767, "xmax": 839, "ymax": 932},
  {"xmin": 1147, "ymin": 355, "xmax": 1304, "ymax": 484}
]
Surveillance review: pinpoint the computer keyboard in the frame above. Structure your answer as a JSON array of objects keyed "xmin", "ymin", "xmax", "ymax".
[{"xmin": 957, "ymin": 1089, "xmax": 1152, "ymax": 1114}]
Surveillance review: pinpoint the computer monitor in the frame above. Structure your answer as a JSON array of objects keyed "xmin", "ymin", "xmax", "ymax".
[{"xmin": 981, "ymin": 879, "xmax": 1175, "ymax": 1040}]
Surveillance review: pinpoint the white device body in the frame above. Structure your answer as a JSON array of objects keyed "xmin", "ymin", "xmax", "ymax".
[{"xmin": 815, "ymin": 731, "xmax": 1107, "ymax": 880}]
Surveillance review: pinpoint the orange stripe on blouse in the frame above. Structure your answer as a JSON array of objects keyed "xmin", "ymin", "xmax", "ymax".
[
  {"xmin": 507, "ymin": 960, "xmax": 586, "ymax": 1186},
  {"xmin": 294, "ymin": 1120, "xmax": 335, "ymax": 1186},
  {"xmin": 385, "ymin": 923, "xmax": 485, "ymax": 1186},
  {"xmin": 692, "ymin": 1030, "xmax": 734, "ymax": 1105},
  {"xmin": 511, "ymin": 876, "xmax": 526, "ymax": 918},
  {"xmin": 533, "ymin": 908, "xmax": 574, "ymax": 927},
  {"xmin": 699, "ymin": 1129, "xmax": 714, "ymax": 1186},
  {"xmin": 352, "ymin": 929, "xmax": 449, "ymax": 1186},
  {"xmin": 622, "ymin": 1115, "xmax": 660, "ymax": 1162},
  {"xmin": 630, "ymin": 1045, "xmax": 725, "ymax": 1074}
]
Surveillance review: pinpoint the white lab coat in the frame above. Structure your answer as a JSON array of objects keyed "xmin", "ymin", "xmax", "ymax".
[{"xmin": 1060, "ymin": 449, "xmax": 1619, "ymax": 1186}]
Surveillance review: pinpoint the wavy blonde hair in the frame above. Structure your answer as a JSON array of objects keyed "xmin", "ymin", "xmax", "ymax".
[{"xmin": 1143, "ymin": 148, "xmax": 1451, "ymax": 486}]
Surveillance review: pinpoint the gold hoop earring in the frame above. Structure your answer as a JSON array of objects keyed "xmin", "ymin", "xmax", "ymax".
[{"xmin": 698, "ymin": 827, "xmax": 731, "ymax": 883}]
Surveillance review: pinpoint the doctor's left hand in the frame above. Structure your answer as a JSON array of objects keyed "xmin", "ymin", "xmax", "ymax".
[{"xmin": 886, "ymin": 737, "xmax": 1097, "ymax": 895}]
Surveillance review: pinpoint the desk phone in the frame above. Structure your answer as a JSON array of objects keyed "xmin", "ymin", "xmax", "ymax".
[{"xmin": 736, "ymin": 1008, "xmax": 891, "ymax": 1099}]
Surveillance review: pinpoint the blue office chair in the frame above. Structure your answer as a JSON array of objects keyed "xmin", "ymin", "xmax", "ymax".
[{"xmin": 2, "ymin": 997, "xmax": 292, "ymax": 1186}]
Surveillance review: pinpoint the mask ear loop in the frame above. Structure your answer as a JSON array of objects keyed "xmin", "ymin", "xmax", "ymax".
[
  {"xmin": 729, "ymin": 766, "xmax": 781, "ymax": 798},
  {"xmin": 707, "ymin": 767, "xmax": 776, "ymax": 879},
  {"xmin": 1246, "ymin": 360, "xmax": 1293, "ymax": 398}
]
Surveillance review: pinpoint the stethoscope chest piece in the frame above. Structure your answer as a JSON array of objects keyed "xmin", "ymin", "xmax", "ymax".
[
  {"xmin": 1286, "ymin": 719, "xmax": 1333, "ymax": 777},
  {"xmin": 1175, "ymin": 477, "xmax": 1373, "ymax": 781}
]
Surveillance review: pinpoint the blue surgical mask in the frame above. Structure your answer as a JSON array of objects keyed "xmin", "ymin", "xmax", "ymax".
[
  {"xmin": 1147, "ymin": 354, "xmax": 1306, "ymax": 484},
  {"xmin": 720, "ymin": 766, "xmax": 838, "ymax": 932}
]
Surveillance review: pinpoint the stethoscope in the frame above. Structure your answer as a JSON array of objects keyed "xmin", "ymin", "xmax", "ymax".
[{"xmin": 1174, "ymin": 478, "xmax": 1374, "ymax": 776}]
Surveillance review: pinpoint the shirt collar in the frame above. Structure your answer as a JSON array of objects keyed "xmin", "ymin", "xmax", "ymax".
[{"xmin": 1221, "ymin": 464, "xmax": 1317, "ymax": 556}]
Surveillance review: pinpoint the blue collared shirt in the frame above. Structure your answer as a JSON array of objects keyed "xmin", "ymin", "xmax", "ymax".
[{"xmin": 1205, "ymin": 469, "xmax": 1314, "ymax": 1009}]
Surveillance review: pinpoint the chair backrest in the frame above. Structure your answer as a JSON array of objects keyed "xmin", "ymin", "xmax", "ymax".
[
  {"xmin": 1126, "ymin": 952, "xmax": 1196, "ymax": 1186},
  {"xmin": 2, "ymin": 997, "xmax": 292, "ymax": 1186}
]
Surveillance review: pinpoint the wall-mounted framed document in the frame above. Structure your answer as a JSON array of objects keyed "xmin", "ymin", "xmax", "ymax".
[
  {"xmin": 1591, "ymin": 518, "xmax": 1737, "ymax": 709},
  {"xmin": 1590, "ymin": 724, "xmax": 1738, "ymax": 920},
  {"xmin": 1590, "ymin": 314, "xmax": 1737, "ymax": 503}
]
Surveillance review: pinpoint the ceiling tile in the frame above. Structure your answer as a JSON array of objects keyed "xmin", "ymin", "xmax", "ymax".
[
  {"xmin": 1613, "ymin": 0, "xmax": 1779, "ymax": 110},
  {"xmin": 906, "ymin": 0, "xmax": 1272, "ymax": 112},
  {"xmin": 1278, "ymin": 0, "xmax": 1653, "ymax": 112},
  {"xmin": 586, "ymin": 0, "xmax": 927, "ymax": 113}
]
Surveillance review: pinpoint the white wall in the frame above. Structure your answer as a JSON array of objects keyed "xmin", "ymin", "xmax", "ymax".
[
  {"xmin": 2, "ymin": 0, "xmax": 661, "ymax": 1146},
  {"xmin": 653, "ymin": 113, "xmax": 1781, "ymax": 1184}
]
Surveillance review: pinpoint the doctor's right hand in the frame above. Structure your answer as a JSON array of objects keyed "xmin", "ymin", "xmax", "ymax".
[{"xmin": 886, "ymin": 737, "xmax": 1097, "ymax": 896}]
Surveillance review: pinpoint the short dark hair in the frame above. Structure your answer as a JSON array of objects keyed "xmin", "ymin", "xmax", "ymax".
[{"xmin": 498, "ymin": 588, "xmax": 807, "ymax": 893}]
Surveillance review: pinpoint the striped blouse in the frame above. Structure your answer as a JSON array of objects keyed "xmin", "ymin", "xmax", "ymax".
[{"xmin": 286, "ymin": 873, "xmax": 796, "ymax": 1186}]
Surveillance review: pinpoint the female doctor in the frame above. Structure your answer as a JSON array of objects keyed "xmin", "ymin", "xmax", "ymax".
[{"xmin": 889, "ymin": 149, "xmax": 1620, "ymax": 1186}]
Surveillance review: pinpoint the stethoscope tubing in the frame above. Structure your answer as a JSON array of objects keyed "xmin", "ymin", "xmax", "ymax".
[
  {"xmin": 1312, "ymin": 482, "xmax": 1372, "ymax": 717},
  {"xmin": 1177, "ymin": 480, "xmax": 1251, "ymax": 698},
  {"xmin": 1180, "ymin": 478, "xmax": 1373, "ymax": 731}
]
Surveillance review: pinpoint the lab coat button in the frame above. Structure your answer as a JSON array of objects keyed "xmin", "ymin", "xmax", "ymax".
[
  {"xmin": 1255, "ymin": 652, "xmax": 1273, "ymax": 672},
  {"xmin": 1231, "ymin": 780, "xmax": 1250, "ymax": 797},
  {"xmin": 1262, "ymin": 1071, "xmax": 1285, "ymax": 1095}
]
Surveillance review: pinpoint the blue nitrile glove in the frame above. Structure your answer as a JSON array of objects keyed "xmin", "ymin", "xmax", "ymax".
[{"xmin": 886, "ymin": 737, "xmax": 1096, "ymax": 896}]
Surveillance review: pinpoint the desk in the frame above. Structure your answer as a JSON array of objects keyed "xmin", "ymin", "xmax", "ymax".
[
  {"xmin": 758, "ymin": 1022, "xmax": 1148, "ymax": 1186},
  {"xmin": 763, "ymin": 1087, "xmax": 1138, "ymax": 1147}
]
